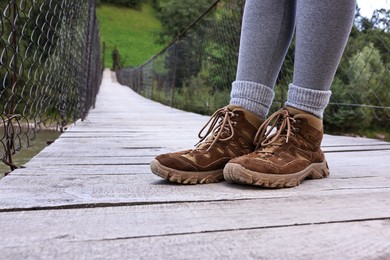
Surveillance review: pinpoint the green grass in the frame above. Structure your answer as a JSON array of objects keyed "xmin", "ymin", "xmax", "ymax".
[{"xmin": 96, "ymin": 2, "xmax": 163, "ymax": 68}]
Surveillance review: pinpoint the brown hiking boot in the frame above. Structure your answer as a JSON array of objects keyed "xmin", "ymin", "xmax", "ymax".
[
  {"xmin": 224, "ymin": 107, "xmax": 329, "ymax": 188},
  {"xmin": 150, "ymin": 105, "xmax": 263, "ymax": 184}
]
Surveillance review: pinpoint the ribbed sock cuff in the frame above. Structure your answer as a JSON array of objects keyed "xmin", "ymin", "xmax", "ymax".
[
  {"xmin": 230, "ymin": 80, "xmax": 274, "ymax": 119},
  {"xmin": 285, "ymin": 84, "xmax": 331, "ymax": 118}
]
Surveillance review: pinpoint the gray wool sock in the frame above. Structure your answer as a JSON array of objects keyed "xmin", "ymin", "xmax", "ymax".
[
  {"xmin": 285, "ymin": 84, "xmax": 331, "ymax": 118},
  {"xmin": 230, "ymin": 81, "xmax": 274, "ymax": 119}
]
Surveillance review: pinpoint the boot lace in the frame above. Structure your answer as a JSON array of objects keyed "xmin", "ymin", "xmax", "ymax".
[
  {"xmin": 196, "ymin": 107, "xmax": 236, "ymax": 151},
  {"xmin": 254, "ymin": 109, "xmax": 298, "ymax": 154}
]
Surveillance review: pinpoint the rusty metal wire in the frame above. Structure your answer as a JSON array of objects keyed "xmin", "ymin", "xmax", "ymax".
[
  {"xmin": 117, "ymin": 0, "xmax": 389, "ymax": 135},
  {"xmin": 0, "ymin": 0, "xmax": 102, "ymax": 171},
  {"xmin": 117, "ymin": 0, "xmax": 244, "ymax": 115}
]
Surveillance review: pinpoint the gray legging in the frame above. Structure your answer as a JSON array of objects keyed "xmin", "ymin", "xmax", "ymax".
[{"xmin": 230, "ymin": 0, "xmax": 356, "ymax": 118}]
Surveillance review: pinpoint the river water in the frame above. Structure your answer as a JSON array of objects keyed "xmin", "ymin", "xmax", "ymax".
[{"xmin": 0, "ymin": 130, "xmax": 61, "ymax": 179}]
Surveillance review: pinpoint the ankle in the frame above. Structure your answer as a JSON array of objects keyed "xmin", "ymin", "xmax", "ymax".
[{"xmin": 285, "ymin": 84, "xmax": 331, "ymax": 119}]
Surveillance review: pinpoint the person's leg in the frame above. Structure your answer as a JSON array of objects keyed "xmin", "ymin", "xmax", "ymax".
[
  {"xmin": 286, "ymin": 0, "xmax": 356, "ymax": 118},
  {"xmin": 225, "ymin": 0, "xmax": 356, "ymax": 188},
  {"xmin": 230, "ymin": 0, "xmax": 296, "ymax": 119},
  {"xmin": 150, "ymin": 0, "xmax": 297, "ymax": 185}
]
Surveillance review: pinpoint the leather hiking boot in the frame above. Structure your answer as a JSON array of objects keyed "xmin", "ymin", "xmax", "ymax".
[
  {"xmin": 224, "ymin": 107, "xmax": 329, "ymax": 188},
  {"xmin": 150, "ymin": 105, "xmax": 263, "ymax": 184}
]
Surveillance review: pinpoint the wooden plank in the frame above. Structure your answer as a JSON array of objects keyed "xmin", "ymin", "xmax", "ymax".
[
  {"xmin": 29, "ymin": 139, "xmax": 390, "ymax": 155},
  {"xmin": 325, "ymin": 150, "xmax": 390, "ymax": 168},
  {"xmin": 50, "ymin": 134, "xmax": 390, "ymax": 145},
  {"xmin": 50, "ymin": 138, "xmax": 197, "ymax": 146},
  {"xmin": 1, "ymin": 192, "xmax": 389, "ymax": 243},
  {"xmin": 25, "ymin": 156, "xmax": 154, "ymax": 166},
  {"xmin": 62, "ymin": 129, "xmax": 388, "ymax": 147},
  {"xmin": 37, "ymin": 143, "xmax": 390, "ymax": 155},
  {"xmin": 1, "ymin": 220, "xmax": 389, "ymax": 259},
  {"xmin": 60, "ymin": 131, "xmax": 201, "ymax": 136},
  {"xmin": 34, "ymin": 134, "xmax": 390, "ymax": 162},
  {"xmin": 0, "ymin": 173, "xmax": 389, "ymax": 210},
  {"xmin": 35, "ymin": 148, "xmax": 172, "ymax": 158},
  {"xmin": 11, "ymin": 164, "xmax": 151, "ymax": 176},
  {"xmin": 58, "ymin": 135, "xmax": 390, "ymax": 151}
]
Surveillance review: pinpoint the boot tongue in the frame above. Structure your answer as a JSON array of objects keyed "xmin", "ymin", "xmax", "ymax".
[
  {"xmin": 228, "ymin": 105, "xmax": 263, "ymax": 128},
  {"xmin": 195, "ymin": 106, "xmax": 235, "ymax": 150},
  {"xmin": 225, "ymin": 105, "xmax": 242, "ymax": 110},
  {"xmin": 285, "ymin": 106, "xmax": 304, "ymax": 116},
  {"xmin": 256, "ymin": 108, "xmax": 291, "ymax": 154}
]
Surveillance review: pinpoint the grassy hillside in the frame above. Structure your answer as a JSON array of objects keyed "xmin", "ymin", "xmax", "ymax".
[{"xmin": 97, "ymin": 2, "xmax": 163, "ymax": 68}]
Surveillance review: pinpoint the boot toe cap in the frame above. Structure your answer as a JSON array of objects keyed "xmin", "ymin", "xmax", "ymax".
[{"xmin": 155, "ymin": 151, "xmax": 199, "ymax": 171}]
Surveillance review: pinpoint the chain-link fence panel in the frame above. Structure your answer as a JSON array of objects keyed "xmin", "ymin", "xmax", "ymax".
[{"xmin": 0, "ymin": 0, "xmax": 102, "ymax": 171}]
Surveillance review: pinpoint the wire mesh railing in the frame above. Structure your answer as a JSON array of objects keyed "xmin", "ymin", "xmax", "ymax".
[
  {"xmin": 117, "ymin": 0, "xmax": 389, "ymax": 136},
  {"xmin": 0, "ymin": 0, "xmax": 102, "ymax": 171}
]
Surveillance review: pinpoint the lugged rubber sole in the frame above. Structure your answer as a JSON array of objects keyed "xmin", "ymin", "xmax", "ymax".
[
  {"xmin": 150, "ymin": 159, "xmax": 224, "ymax": 184},
  {"xmin": 223, "ymin": 161, "xmax": 329, "ymax": 188}
]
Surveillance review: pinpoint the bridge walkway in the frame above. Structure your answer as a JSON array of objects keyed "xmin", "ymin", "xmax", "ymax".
[{"xmin": 1, "ymin": 70, "xmax": 390, "ymax": 259}]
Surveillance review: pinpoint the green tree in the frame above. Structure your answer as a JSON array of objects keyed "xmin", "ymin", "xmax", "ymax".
[
  {"xmin": 155, "ymin": 0, "xmax": 215, "ymax": 44},
  {"xmin": 325, "ymin": 43, "xmax": 389, "ymax": 132},
  {"xmin": 200, "ymin": 2, "xmax": 243, "ymax": 92},
  {"xmin": 152, "ymin": 0, "xmax": 215, "ymax": 89},
  {"xmin": 350, "ymin": 43, "xmax": 389, "ymax": 127}
]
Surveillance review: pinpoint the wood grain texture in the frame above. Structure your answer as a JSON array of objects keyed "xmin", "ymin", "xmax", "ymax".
[
  {"xmin": 2, "ymin": 220, "xmax": 389, "ymax": 259},
  {"xmin": 1, "ymin": 69, "xmax": 390, "ymax": 259},
  {"xmin": 1, "ymin": 193, "xmax": 390, "ymax": 245},
  {"xmin": 0, "ymin": 173, "xmax": 389, "ymax": 209}
]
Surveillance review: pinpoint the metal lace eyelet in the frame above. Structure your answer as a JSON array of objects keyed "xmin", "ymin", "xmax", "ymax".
[{"xmin": 293, "ymin": 127, "xmax": 300, "ymax": 133}]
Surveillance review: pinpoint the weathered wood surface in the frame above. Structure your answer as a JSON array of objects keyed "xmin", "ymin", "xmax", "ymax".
[{"xmin": 1, "ymin": 69, "xmax": 390, "ymax": 259}]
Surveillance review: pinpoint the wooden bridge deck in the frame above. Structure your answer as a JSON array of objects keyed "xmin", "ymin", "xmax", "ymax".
[{"xmin": 1, "ymin": 70, "xmax": 390, "ymax": 259}]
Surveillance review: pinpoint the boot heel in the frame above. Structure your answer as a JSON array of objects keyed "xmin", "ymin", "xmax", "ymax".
[{"xmin": 307, "ymin": 161, "xmax": 330, "ymax": 179}]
